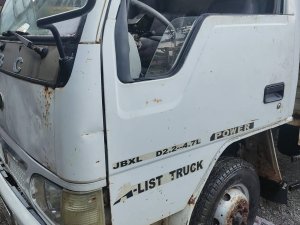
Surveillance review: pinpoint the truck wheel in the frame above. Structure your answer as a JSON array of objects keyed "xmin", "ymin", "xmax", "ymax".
[{"xmin": 189, "ymin": 158, "xmax": 260, "ymax": 225}]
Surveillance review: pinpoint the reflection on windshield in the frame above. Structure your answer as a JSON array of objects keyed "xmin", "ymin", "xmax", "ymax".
[
  {"xmin": 146, "ymin": 17, "xmax": 198, "ymax": 77},
  {"xmin": 0, "ymin": 0, "xmax": 86, "ymax": 36}
]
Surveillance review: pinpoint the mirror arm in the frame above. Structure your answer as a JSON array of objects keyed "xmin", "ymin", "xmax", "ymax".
[
  {"xmin": 40, "ymin": 24, "xmax": 66, "ymax": 59},
  {"xmin": 39, "ymin": 24, "xmax": 73, "ymax": 87}
]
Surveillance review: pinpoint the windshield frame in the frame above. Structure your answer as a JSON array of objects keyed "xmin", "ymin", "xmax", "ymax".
[{"xmin": 0, "ymin": 15, "xmax": 87, "ymax": 43}]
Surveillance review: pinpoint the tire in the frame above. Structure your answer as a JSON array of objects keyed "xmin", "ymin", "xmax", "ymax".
[{"xmin": 189, "ymin": 157, "xmax": 260, "ymax": 225}]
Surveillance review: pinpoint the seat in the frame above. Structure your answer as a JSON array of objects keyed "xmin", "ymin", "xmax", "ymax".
[{"xmin": 128, "ymin": 34, "xmax": 142, "ymax": 79}]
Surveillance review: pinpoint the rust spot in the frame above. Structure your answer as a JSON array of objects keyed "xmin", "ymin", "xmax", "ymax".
[
  {"xmin": 42, "ymin": 87, "xmax": 54, "ymax": 127},
  {"xmin": 256, "ymin": 150, "xmax": 281, "ymax": 181},
  {"xmin": 188, "ymin": 195, "xmax": 196, "ymax": 205},
  {"xmin": 153, "ymin": 98, "xmax": 162, "ymax": 104},
  {"xmin": 241, "ymin": 133, "xmax": 282, "ymax": 183},
  {"xmin": 227, "ymin": 198, "xmax": 249, "ymax": 225},
  {"xmin": 146, "ymin": 99, "xmax": 162, "ymax": 105}
]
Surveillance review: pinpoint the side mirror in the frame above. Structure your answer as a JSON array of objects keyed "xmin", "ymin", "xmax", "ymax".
[
  {"xmin": 35, "ymin": 0, "xmax": 96, "ymax": 88},
  {"xmin": 37, "ymin": 0, "xmax": 96, "ymax": 27}
]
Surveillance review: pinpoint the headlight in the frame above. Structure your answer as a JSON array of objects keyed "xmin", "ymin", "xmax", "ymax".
[
  {"xmin": 30, "ymin": 175, "xmax": 105, "ymax": 225},
  {"xmin": 30, "ymin": 175, "xmax": 62, "ymax": 224}
]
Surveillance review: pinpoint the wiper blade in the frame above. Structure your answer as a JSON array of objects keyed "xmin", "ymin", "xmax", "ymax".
[{"xmin": 2, "ymin": 30, "xmax": 48, "ymax": 59}]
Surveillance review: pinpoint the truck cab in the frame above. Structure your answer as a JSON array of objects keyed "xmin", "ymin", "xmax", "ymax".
[{"xmin": 0, "ymin": 0, "xmax": 299, "ymax": 225}]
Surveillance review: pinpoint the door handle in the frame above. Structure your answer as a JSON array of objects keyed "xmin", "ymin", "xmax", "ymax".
[{"xmin": 264, "ymin": 82, "xmax": 285, "ymax": 104}]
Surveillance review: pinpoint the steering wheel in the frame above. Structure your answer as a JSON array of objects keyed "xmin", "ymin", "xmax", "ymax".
[{"xmin": 130, "ymin": 0, "xmax": 176, "ymax": 34}]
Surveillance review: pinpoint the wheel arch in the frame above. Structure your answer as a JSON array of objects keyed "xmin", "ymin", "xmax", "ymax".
[{"xmin": 166, "ymin": 124, "xmax": 285, "ymax": 225}]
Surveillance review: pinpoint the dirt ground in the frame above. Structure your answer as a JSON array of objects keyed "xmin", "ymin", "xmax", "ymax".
[
  {"xmin": 257, "ymin": 151, "xmax": 300, "ymax": 225},
  {"xmin": 0, "ymin": 152, "xmax": 299, "ymax": 225}
]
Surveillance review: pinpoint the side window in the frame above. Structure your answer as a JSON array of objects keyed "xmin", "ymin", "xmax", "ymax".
[
  {"xmin": 116, "ymin": 0, "xmax": 283, "ymax": 82},
  {"xmin": 0, "ymin": 0, "xmax": 5, "ymax": 11},
  {"xmin": 145, "ymin": 17, "xmax": 198, "ymax": 77}
]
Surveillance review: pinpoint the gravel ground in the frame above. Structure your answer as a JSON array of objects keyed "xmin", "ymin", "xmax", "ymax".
[
  {"xmin": 258, "ymin": 151, "xmax": 300, "ymax": 225},
  {"xmin": 0, "ymin": 152, "xmax": 299, "ymax": 225}
]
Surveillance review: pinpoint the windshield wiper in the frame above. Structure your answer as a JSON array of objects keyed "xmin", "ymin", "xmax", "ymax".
[{"xmin": 2, "ymin": 30, "xmax": 48, "ymax": 59}]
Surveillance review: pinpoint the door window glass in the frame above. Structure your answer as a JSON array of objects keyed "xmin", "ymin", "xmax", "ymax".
[{"xmin": 119, "ymin": 0, "xmax": 283, "ymax": 82}]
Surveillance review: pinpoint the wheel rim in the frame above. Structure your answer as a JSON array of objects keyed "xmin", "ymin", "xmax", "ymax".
[{"xmin": 213, "ymin": 185, "xmax": 250, "ymax": 225}]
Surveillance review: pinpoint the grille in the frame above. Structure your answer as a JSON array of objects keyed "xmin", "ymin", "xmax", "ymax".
[
  {"xmin": 6, "ymin": 154, "xmax": 26, "ymax": 191},
  {"xmin": 0, "ymin": 197, "xmax": 13, "ymax": 225}
]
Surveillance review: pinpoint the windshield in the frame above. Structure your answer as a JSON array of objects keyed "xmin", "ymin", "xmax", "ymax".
[{"xmin": 0, "ymin": 0, "xmax": 87, "ymax": 36}]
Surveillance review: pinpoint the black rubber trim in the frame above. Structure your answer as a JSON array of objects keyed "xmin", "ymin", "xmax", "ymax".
[
  {"xmin": 0, "ymin": 68, "xmax": 57, "ymax": 88},
  {"xmin": 100, "ymin": 1, "xmax": 112, "ymax": 219},
  {"xmin": 101, "ymin": 0, "xmax": 112, "ymax": 186},
  {"xmin": 138, "ymin": 14, "xmax": 210, "ymax": 81}
]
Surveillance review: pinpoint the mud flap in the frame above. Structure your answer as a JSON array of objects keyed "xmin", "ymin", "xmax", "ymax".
[
  {"xmin": 242, "ymin": 130, "xmax": 287, "ymax": 204},
  {"xmin": 259, "ymin": 177, "xmax": 288, "ymax": 204},
  {"xmin": 277, "ymin": 124, "xmax": 300, "ymax": 157}
]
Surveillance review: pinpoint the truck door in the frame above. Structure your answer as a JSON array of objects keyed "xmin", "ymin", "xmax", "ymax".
[{"xmin": 102, "ymin": 0, "xmax": 299, "ymax": 225}]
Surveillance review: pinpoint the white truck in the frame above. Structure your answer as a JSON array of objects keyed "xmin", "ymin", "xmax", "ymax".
[{"xmin": 0, "ymin": 0, "xmax": 299, "ymax": 225}]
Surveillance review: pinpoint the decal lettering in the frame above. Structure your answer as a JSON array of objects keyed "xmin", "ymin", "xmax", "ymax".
[
  {"xmin": 13, "ymin": 57, "xmax": 23, "ymax": 73},
  {"xmin": 113, "ymin": 157, "xmax": 143, "ymax": 169},
  {"xmin": 113, "ymin": 139, "xmax": 201, "ymax": 170},
  {"xmin": 114, "ymin": 160, "xmax": 204, "ymax": 205},
  {"xmin": 210, "ymin": 122, "xmax": 254, "ymax": 141}
]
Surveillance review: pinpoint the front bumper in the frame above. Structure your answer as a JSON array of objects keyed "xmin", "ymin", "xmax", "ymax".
[{"xmin": 0, "ymin": 170, "xmax": 41, "ymax": 225}]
